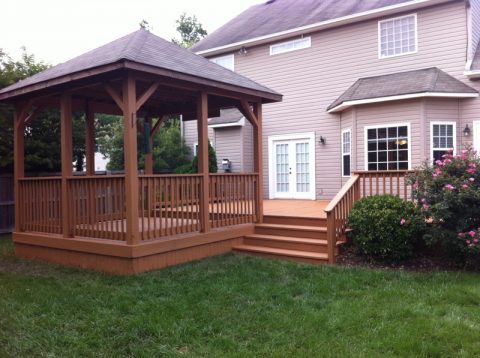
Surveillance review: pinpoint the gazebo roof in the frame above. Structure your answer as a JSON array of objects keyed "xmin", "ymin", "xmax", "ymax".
[{"xmin": 0, "ymin": 29, "xmax": 281, "ymax": 102}]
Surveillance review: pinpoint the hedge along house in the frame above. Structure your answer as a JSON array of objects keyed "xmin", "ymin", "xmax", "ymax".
[{"xmin": 0, "ymin": 29, "xmax": 282, "ymax": 274}]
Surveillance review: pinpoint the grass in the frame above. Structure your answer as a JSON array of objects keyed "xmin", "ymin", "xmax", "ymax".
[{"xmin": 1, "ymin": 235, "xmax": 480, "ymax": 357}]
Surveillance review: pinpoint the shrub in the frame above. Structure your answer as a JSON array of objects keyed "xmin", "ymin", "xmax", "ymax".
[
  {"xmin": 408, "ymin": 148, "xmax": 480, "ymax": 265},
  {"xmin": 348, "ymin": 194, "xmax": 424, "ymax": 261},
  {"xmin": 175, "ymin": 142, "xmax": 218, "ymax": 174}
]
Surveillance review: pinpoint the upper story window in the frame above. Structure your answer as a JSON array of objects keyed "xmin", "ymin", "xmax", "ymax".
[
  {"xmin": 431, "ymin": 122, "xmax": 456, "ymax": 162},
  {"xmin": 342, "ymin": 129, "xmax": 351, "ymax": 177},
  {"xmin": 378, "ymin": 14, "xmax": 417, "ymax": 59},
  {"xmin": 210, "ymin": 54, "xmax": 234, "ymax": 71},
  {"xmin": 366, "ymin": 124, "xmax": 410, "ymax": 171},
  {"xmin": 270, "ymin": 37, "xmax": 311, "ymax": 55}
]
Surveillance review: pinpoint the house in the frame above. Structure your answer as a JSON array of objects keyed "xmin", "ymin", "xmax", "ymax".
[{"xmin": 187, "ymin": 0, "xmax": 480, "ymax": 201}]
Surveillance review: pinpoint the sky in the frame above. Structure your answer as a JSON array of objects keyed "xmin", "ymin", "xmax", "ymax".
[{"xmin": 1, "ymin": 0, "xmax": 262, "ymax": 65}]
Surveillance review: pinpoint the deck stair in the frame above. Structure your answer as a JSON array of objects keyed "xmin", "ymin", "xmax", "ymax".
[{"xmin": 234, "ymin": 215, "xmax": 345, "ymax": 264}]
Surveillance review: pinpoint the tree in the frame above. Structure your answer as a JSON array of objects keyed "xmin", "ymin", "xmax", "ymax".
[{"xmin": 172, "ymin": 13, "xmax": 207, "ymax": 48}]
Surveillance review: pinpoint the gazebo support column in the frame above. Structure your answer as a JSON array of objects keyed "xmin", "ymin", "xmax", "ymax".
[
  {"xmin": 144, "ymin": 116, "xmax": 153, "ymax": 175},
  {"xmin": 13, "ymin": 105, "xmax": 26, "ymax": 232},
  {"xmin": 122, "ymin": 75, "xmax": 141, "ymax": 245},
  {"xmin": 253, "ymin": 102, "xmax": 264, "ymax": 223},
  {"xmin": 85, "ymin": 106, "xmax": 95, "ymax": 175},
  {"xmin": 60, "ymin": 94, "xmax": 73, "ymax": 238},
  {"xmin": 197, "ymin": 92, "xmax": 210, "ymax": 233}
]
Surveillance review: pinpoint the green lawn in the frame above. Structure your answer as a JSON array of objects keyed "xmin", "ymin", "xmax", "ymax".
[{"xmin": 1, "ymin": 236, "xmax": 479, "ymax": 357}]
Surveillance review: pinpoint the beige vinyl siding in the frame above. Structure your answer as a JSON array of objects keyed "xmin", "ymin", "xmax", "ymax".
[
  {"xmin": 229, "ymin": 0, "xmax": 474, "ymax": 199},
  {"xmin": 212, "ymin": 127, "xmax": 244, "ymax": 172},
  {"xmin": 182, "ymin": 121, "xmax": 214, "ymax": 159},
  {"xmin": 470, "ymin": 0, "xmax": 480, "ymax": 60},
  {"xmin": 242, "ymin": 121, "xmax": 254, "ymax": 172}
]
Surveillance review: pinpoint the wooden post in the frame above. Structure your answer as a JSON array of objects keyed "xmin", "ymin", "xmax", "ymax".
[
  {"xmin": 85, "ymin": 106, "xmax": 95, "ymax": 176},
  {"xmin": 253, "ymin": 102, "xmax": 264, "ymax": 223},
  {"xmin": 60, "ymin": 94, "xmax": 73, "ymax": 238},
  {"xmin": 326, "ymin": 212, "xmax": 336, "ymax": 264},
  {"xmin": 123, "ymin": 74, "xmax": 141, "ymax": 245},
  {"xmin": 197, "ymin": 92, "xmax": 210, "ymax": 233},
  {"xmin": 144, "ymin": 116, "xmax": 153, "ymax": 175},
  {"xmin": 13, "ymin": 107, "xmax": 26, "ymax": 232}
]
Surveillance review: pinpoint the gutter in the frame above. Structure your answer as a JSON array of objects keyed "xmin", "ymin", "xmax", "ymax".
[{"xmin": 195, "ymin": 0, "xmax": 454, "ymax": 57}]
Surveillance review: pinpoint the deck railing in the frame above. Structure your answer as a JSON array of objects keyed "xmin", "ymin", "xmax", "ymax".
[
  {"xmin": 68, "ymin": 176, "xmax": 127, "ymax": 241},
  {"xmin": 19, "ymin": 177, "xmax": 62, "ymax": 234},
  {"xmin": 138, "ymin": 174, "xmax": 203, "ymax": 240},
  {"xmin": 209, "ymin": 173, "xmax": 258, "ymax": 228},
  {"xmin": 324, "ymin": 170, "xmax": 413, "ymax": 264}
]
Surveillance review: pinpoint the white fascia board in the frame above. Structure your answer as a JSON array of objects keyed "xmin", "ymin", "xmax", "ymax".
[
  {"xmin": 195, "ymin": 0, "xmax": 450, "ymax": 57},
  {"xmin": 328, "ymin": 92, "xmax": 479, "ymax": 113},
  {"xmin": 208, "ymin": 117, "xmax": 245, "ymax": 128},
  {"xmin": 464, "ymin": 70, "xmax": 480, "ymax": 79}
]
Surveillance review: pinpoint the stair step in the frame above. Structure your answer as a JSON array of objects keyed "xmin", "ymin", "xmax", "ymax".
[
  {"xmin": 263, "ymin": 215, "xmax": 326, "ymax": 227},
  {"xmin": 244, "ymin": 234, "xmax": 345, "ymax": 254},
  {"xmin": 246, "ymin": 234, "xmax": 327, "ymax": 245},
  {"xmin": 255, "ymin": 223, "xmax": 327, "ymax": 239},
  {"xmin": 234, "ymin": 244, "xmax": 328, "ymax": 263}
]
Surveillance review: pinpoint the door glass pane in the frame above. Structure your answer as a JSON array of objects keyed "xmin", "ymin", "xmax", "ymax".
[
  {"xmin": 275, "ymin": 144, "xmax": 289, "ymax": 192},
  {"xmin": 295, "ymin": 142, "xmax": 310, "ymax": 192}
]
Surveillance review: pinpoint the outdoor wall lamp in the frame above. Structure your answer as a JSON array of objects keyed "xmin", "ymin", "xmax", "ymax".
[
  {"xmin": 319, "ymin": 136, "xmax": 326, "ymax": 145},
  {"xmin": 463, "ymin": 124, "xmax": 471, "ymax": 137}
]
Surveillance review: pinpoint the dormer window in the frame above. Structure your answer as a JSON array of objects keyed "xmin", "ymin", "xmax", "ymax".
[
  {"xmin": 210, "ymin": 54, "xmax": 234, "ymax": 71},
  {"xmin": 379, "ymin": 14, "xmax": 417, "ymax": 58}
]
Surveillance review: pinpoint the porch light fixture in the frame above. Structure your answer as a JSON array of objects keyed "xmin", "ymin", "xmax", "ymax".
[
  {"xmin": 239, "ymin": 47, "xmax": 248, "ymax": 55},
  {"xmin": 463, "ymin": 124, "xmax": 471, "ymax": 137},
  {"xmin": 319, "ymin": 136, "xmax": 326, "ymax": 145}
]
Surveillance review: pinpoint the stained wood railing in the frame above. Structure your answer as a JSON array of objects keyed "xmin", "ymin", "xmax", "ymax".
[
  {"xmin": 324, "ymin": 170, "xmax": 413, "ymax": 264},
  {"xmin": 138, "ymin": 174, "xmax": 203, "ymax": 240},
  {"xmin": 68, "ymin": 176, "xmax": 127, "ymax": 241},
  {"xmin": 19, "ymin": 177, "xmax": 62, "ymax": 234},
  {"xmin": 209, "ymin": 173, "xmax": 258, "ymax": 228}
]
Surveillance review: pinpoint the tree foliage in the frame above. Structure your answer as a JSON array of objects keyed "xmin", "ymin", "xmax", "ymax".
[{"xmin": 172, "ymin": 13, "xmax": 207, "ymax": 48}]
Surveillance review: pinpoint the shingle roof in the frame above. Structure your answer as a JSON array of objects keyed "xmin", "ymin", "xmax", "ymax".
[
  {"xmin": 192, "ymin": 0, "xmax": 413, "ymax": 52},
  {"xmin": 209, "ymin": 108, "xmax": 244, "ymax": 126},
  {"xmin": 0, "ymin": 29, "xmax": 280, "ymax": 99},
  {"xmin": 328, "ymin": 67, "xmax": 478, "ymax": 112}
]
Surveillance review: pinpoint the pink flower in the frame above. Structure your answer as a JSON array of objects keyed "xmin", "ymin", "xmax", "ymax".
[
  {"xmin": 432, "ymin": 173, "xmax": 438, "ymax": 178},
  {"xmin": 421, "ymin": 198, "xmax": 427, "ymax": 203},
  {"xmin": 423, "ymin": 204, "xmax": 429, "ymax": 210},
  {"xmin": 435, "ymin": 160, "xmax": 443, "ymax": 165},
  {"xmin": 469, "ymin": 230, "xmax": 476, "ymax": 237},
  {"xmin": 462, "ymin": 184, "xmax": 469, "ymax": 189},
  {"xmin": 467, "ymin": 168, "xmax": 476, "ymax": 174},
  {"xmin": 474, "ymin": 239, "xmax": 479, "ymax": 244},
  {"xmin": 444, "ymin": 159, "xmax": 452, "ymax": 164},
  {"xmin": 469, "ymin": 177, "xmax": 475, "ymax": 182},
  {"xmin": 400, "ymin": 218, "xmax": 406, "ymax": 225},
  {"xmin": 468, "ymin": 163, "xmax": 477, "ymax": 168},
  {"xmin": 444, "ymin": 184, "xmax": 455, "ymax": 190},
  {"xmin": 467, "ymin": 240, "xmax": 471, "ymax": 244},
  {"xmin": 458, "ymin": 232, "xmax": 465, "ymax": 238}
]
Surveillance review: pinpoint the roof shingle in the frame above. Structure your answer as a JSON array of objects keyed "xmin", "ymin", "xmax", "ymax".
[
  {"xmin": 192, "ymin": 0, "xmax": 414, "ymax": 52},
  {"xmin": 208, "ymin": 108, "xmax": 244, "ymax": 126},
  {"xmin": 328, "ymin": 67, "xmax": 478, "ymax": 112},
  {"xmin": 0, "ymin": 29, "xmax": 280, "ymax": 99}
]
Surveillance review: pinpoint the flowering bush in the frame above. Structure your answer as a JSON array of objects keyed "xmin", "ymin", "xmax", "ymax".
[
  {"xmin": 408, "ymin": 148, "xmax": 480, "ymax": 265},
  {"xmin": 348, "ymin": 195, "xmax": 424, "ymax": 261}
]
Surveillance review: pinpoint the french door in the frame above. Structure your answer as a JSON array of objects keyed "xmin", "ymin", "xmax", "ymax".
[{"xmin": 272, "ymin": 138, "xmax": 314, "ymax": 199}]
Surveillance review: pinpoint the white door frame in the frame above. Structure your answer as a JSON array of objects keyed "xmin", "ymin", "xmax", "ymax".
[
  {"xmin": 268, "ymin": 132, "xmax": 316, "ymax": 200},
  {"xmin": 473, "ymin": 121, "xmax": 480, "ymax": 152}
]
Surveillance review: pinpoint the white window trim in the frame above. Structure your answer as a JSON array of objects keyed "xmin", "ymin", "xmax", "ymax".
[
  {"xmin": 378, "ymin": 13, "xmax": 418, "ymax": 59},
  {"xmin": 267, "ymin": 132, "xmax": 316, "ymax": 200},
  {"xmin": 209, "ymin": 54, "xmax": 234, "ymax": 71},
  {"xmin": 364, "ymin": 123, "xmax": 412, "ymax": 170},
  {"xmin": 342, "ymin": 129, "xmax": 352, "ymax": 177},
  {"xmin": 270, "ymin": 36, "xmax": 311, "ymax": 56},
  {"xmin": 430, "ymin": 121, "xmax": 457, "ymax": 161},
  {"xmin": 193, "ymin": 142, "xmax": 198, "ymax": 156}
]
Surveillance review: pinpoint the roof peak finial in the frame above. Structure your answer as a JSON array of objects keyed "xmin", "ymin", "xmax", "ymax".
[{"xmin": 139, "ymin": 19, "xmax": 151, "ymax": 31}]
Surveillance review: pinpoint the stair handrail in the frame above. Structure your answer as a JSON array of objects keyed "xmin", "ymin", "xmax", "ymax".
[{"xmin": 324, "ymin": 174, "xmax": 360, "ymax": 264}]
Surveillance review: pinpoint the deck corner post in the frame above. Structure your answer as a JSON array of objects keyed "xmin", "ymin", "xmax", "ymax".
[
  {"xmin": 253, "ymin": 102, "xmax": 264, "ymax": 223},
  {"xmin": 60, "ymin": 93, "xmax": 74, "ymax": 238},
  {"xmin": 85, "ymin": 104, "xmax": 95, "ymax": 176},
  {"xmin": 197, "ymin": 91, "xmax": 210, "ymax": 233},
  {"xmin": 123, "ymin": 74, "xmax": 141, "ymax": 245},
  {"xmin": 326, "ymin": 211, "xmax": 336, "ymax": 264}
]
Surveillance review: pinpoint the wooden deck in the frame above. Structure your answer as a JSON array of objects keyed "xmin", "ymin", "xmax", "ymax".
[{"xmin": 264, "ymin": 200, "xmax": 328, "ymax": 219}]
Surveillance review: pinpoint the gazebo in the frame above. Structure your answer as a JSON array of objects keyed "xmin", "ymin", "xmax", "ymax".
[{"xmin": 0, "ymin": 29, "xmax": 282, "ymax": 274}]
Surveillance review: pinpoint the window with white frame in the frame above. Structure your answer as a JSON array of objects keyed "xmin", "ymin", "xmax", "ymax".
[
  {"xmin": 210, "ymin": 54, "xmax": 234, "ymax": 71},
  {"xmin": 193, "ymin": 143, "xmax": 198, "ymax": 156},
  {"xmin": 366, "ymin": 125, "xmax": 409, "ymax": 171},
  {"xmin": 270, "ymin": 37, "xmax": 311, "ymax": 55},
  {"xmin": 379, "ymin": 14, "xmax": 417, "ymax": 58},
  {"xmin": 431, "ymin": 122, "xmax": 456, "ymax": 162},
  {"xmin": 342, "ymin": 129, "xmax": 351, "ymax": 176}
]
